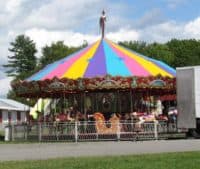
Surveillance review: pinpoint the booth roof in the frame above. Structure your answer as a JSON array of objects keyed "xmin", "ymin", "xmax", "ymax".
[
  {"xmin": 27, "ymin": 38, "xmax": 176, "ymax": 81},
  {"xmin": 0, "ymin": 98, "xmax": 30, "ymax": 111}
]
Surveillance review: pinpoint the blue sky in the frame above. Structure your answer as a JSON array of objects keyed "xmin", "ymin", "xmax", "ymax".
[
  {"xmin": 0, "ymin": 0, "xmax": 200, "ymax": 97},
  {"xmin": 121, "ymin": 0, "xmax": 199, "ymax": 21}
]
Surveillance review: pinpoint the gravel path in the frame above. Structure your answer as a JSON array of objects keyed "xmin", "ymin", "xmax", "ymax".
[{"xmin": 0, "ymin": 139, "xmax": 200, "ymax": 161}]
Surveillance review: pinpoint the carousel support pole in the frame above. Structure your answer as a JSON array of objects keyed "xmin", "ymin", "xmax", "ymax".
[
  {"xmin": 130, "ymin": 89, "xmax": 133, "ymax": 112},
  {"xmin": 118, "ymin": 90, "xmax": 121, "ymax": 114},
  {"xmin": 49, "ymin": 94, "xmax": 53, "ymax": 136},
  {"xmin": 83, "ymin": 92, "xmax": 86, "ymax": 119},
  {"xmin": 80, "ymin": 92, "xmax": 83, "ymax": 116},
  {"xmin": 146, "ymin": 90, "xmax": 150, "ymax": 114},
  {"xmin": 146, "ymin": 90, "xmax": 149, "ymax": 114},
  {"xmin": 83, "ymin": 92, "xmax": 87, "ymax": 132},
  {"xmin": 54, "ymin": 98, "xmax": 57, "ymax": 116},
  {"xmin": 73, "ymin": 95, "xmax": 75, "ymax": 108},
  {"xmin": 37, "ymin": 96, "xmax": 41, "ymax": 142},
  {"xmin": 36, "ymin": 96, "xmax": 39, "ymax": 122},
  {"xmin": 51, "ymin": 94, "xmax": 54, "ymax": 123},
  {"xmin": 149, "ymin": 90, "xmax": 152, "ymax": 113},
  {"xmin": 63, "ymin": 92, "xmax": 65, "ymax": 113},
  {"xmin": 92, "ymin": 93, "xmax": 95, "ymax": 111},
  {"xmin": 43, "ymin": 98, "xmax": 46, "ymax": 124},
  {"xmin": 130, "ymin": 89, "xmax": 134, "ymax": 131},
  {"xmin": 95, "ymin": 93, "xmax": 98, "ymax": 111},
  {"xmin": 49, "ymin": 94, "xmax": 52, "ymax": 122}
]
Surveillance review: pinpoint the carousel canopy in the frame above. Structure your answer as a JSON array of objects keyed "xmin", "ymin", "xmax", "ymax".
[
  {"xmin": 13, "ymin": 38, "xmax": 176, "ymax": 97},
  {"xmin": 27, "ymin": 38, "xmax": 176, "ymax": 82}
]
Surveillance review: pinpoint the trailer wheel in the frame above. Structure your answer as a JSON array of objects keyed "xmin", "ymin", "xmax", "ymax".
[{"xmin": 188, "ymin": 129, "xmax": 200, "ymax": 138}]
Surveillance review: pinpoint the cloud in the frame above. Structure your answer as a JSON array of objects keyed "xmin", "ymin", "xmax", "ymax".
[
  {"xmin": 140, "ymin": 17, "xmax": 200, "ymax": 42},
  {"xmin": 139, "ymin": 21, "xmax": 183, "ymax": 42},
  {"xmin": 0, "ymin": 0, "xmax": 25, "ymax": 27},
  {"xmin": 0, "ymin": 45, "xmax": 9, "ymax": 65},
  {"xmin": 136, "ymin": 8, "xmax": 165, "ymax": 28},
  {"xmin": 166, "ymin": 0, "xmax": 188, "ymax": 9},
  {"xmin": 24, "ymin": 27, "xmax": 140, "ymax": 55},
  {"xmin": 0, "ymin": 67, "xmax": 7, "ymax": 79},
  {"xmin": 0, "ymin": 77, "xmax": 13, "ymax": 98},
  {"xmin": 184, "ymin": 17, "xmax": 200, "ymax": 37},
  {"xmin": 5, "ymin": 0, "xmax": 25, "ymax": 13},
  {"xmin": 25, "ymin": 28, "xmax": 98, "ymax": 47},
  {"xmin": 0, "ymin": 31, "xmax": 20, "ymax": 65},
  {"xmin": 107, "ymin": 29, "xmax": 140, "ymax": 42},
  {"xmin": 8, "ymin": 17, "xmax": 200, "ymax": 55},
  {"xmin": 0, "ymin": 60, "xmax": 12, "ymax": 98},
  {"xmin": 23, "ymin": 0, "xmax": 102, "ymax": 30},
  {"xmin": 24, "ymin": 28, "xmax": 99, "ymax": 56}
]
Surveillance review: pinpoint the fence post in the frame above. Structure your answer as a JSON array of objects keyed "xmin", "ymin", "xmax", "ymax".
[
  {"xmin": 154, "ymin": 121, "xmax": 158, "ymax": 140},
  {"xmin": 117, "ymin": 122, "xmax": 120, "ymax": 141},
  {"xmin": 38, "ymin": 123, "xmax": 42, "ymax": 142},
  {"xmin": 96, "ymin": 122, "xmax": 98, "ymax": 141},
  {"xmin": 75, "ymin": 121, "xmax": 78, "ymax": 143},
  {"xmin": 24, "ymin": 124, "xmax": 27, "ymax": 141},
  {"xmin": 11, "ymin": 124, "xmax": 15, "ymax": 141},
  {"xmin": 4, "ymin": 125, "xmax": 11, "ymax": 141}
]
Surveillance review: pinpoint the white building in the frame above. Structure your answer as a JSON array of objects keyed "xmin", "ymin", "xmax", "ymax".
[{"xmin": 0, "ymin": 98, "xmax": 30, "ymax": 129}]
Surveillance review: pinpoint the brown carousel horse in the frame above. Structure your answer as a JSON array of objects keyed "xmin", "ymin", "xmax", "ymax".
[{"xmin": 93, "ymin": 112, "xmax": 120, "ymax": 134}]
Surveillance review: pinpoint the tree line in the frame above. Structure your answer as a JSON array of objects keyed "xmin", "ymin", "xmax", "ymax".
[
  {"xmin": 3, "ymin": 34, "xmax": 200, "ymax": 104},
  {"xmin": 119, "ymin": 39, "xmax": 200, "ymax": 68}
]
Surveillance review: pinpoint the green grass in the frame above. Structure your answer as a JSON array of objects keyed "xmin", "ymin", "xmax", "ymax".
[{"xmin": 0, "ymin": 151, "xmax": 200, "ymax": 169}]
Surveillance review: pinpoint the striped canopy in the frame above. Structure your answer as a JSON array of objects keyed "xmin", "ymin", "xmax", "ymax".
[{"xmin": 27, "ymin": 39, "xmax": 176, "ymax": 81}]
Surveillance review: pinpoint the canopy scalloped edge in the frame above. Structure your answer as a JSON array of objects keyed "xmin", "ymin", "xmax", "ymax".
[{"xmin": 12, "ymin": 75, "xmax": 176, "ymax": 98}]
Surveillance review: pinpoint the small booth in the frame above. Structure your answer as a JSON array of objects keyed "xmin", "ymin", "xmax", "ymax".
[{"xmin": 0, "ymin": 98, "xmax": 30, "ymax": 129}]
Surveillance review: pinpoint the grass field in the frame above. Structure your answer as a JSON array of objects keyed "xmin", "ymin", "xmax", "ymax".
[{"xmin": 0, "ymin": 151, "xmax": 199, "ymax": 169}]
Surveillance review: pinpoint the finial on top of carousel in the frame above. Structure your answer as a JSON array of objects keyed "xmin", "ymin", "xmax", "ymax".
[{"xmin": 99, "ymin": 10, "xmax": 106, "ymax": 39}]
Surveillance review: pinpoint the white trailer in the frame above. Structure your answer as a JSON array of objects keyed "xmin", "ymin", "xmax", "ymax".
[{"xmin": 177, "ymin": 66, "xmax": 200, "ymax": 135}]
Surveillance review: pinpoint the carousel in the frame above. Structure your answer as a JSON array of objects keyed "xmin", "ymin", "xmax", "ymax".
[{"xmin": 11, "ymin": 11, "xmax": 177, "ymax": 141}]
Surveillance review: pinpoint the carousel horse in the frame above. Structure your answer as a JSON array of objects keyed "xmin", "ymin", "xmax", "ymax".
[
  {"xmin": 93, "ymin": 112, "xmax": 120, "ymax": 134},
  {"xmin": 132, "ymin": 112, "xmax": 158, "ymax": 131}
]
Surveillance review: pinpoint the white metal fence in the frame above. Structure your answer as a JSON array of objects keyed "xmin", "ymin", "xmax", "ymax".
[{"xmin": 4, "ymin": 120, "xmax": 181, "ymax": 142}]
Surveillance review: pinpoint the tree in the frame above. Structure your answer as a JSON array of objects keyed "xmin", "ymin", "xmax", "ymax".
[
  {"xmin": 144, "ymin": 43, "xmax": 175, "ymax": 67},
  {"xmin": 3, "ymin": 35, "xmax": 37, "ymax": 79},
  {"xmin": 119, "ymin": 41, "xmax": 147, "ymax": 54},
  {"xmin": 39, "ymin": 41, "xmax": 85, "ymax": 68},
  {"xmin": 6, "ymin": 89, "xmax": 36, "ymax": 107},
  {"xmin": 119, "ymin": 39, "xmax": 200, "ymax": 68},
  {"xmin": 167, "ymin": 39, "xmax": 200, "ymax": 67},
  {"xmin": 119, "ymin": 41, "xmax": 175, "ymax": 67}
]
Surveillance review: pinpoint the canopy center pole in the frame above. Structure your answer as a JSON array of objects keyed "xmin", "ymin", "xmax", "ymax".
[{"xmin": 99, "ymin": 10, "xmax": 106, "ymax": 39}]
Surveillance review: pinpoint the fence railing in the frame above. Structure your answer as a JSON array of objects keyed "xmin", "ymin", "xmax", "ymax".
[{"xmin": 5, "ymin": 121, "xmax": 178, "ymax": 142}]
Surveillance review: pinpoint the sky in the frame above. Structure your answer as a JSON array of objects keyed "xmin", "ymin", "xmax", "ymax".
[{"xmin": 0, "ymin": 0, "xmax": 200, "ymax": 97}]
